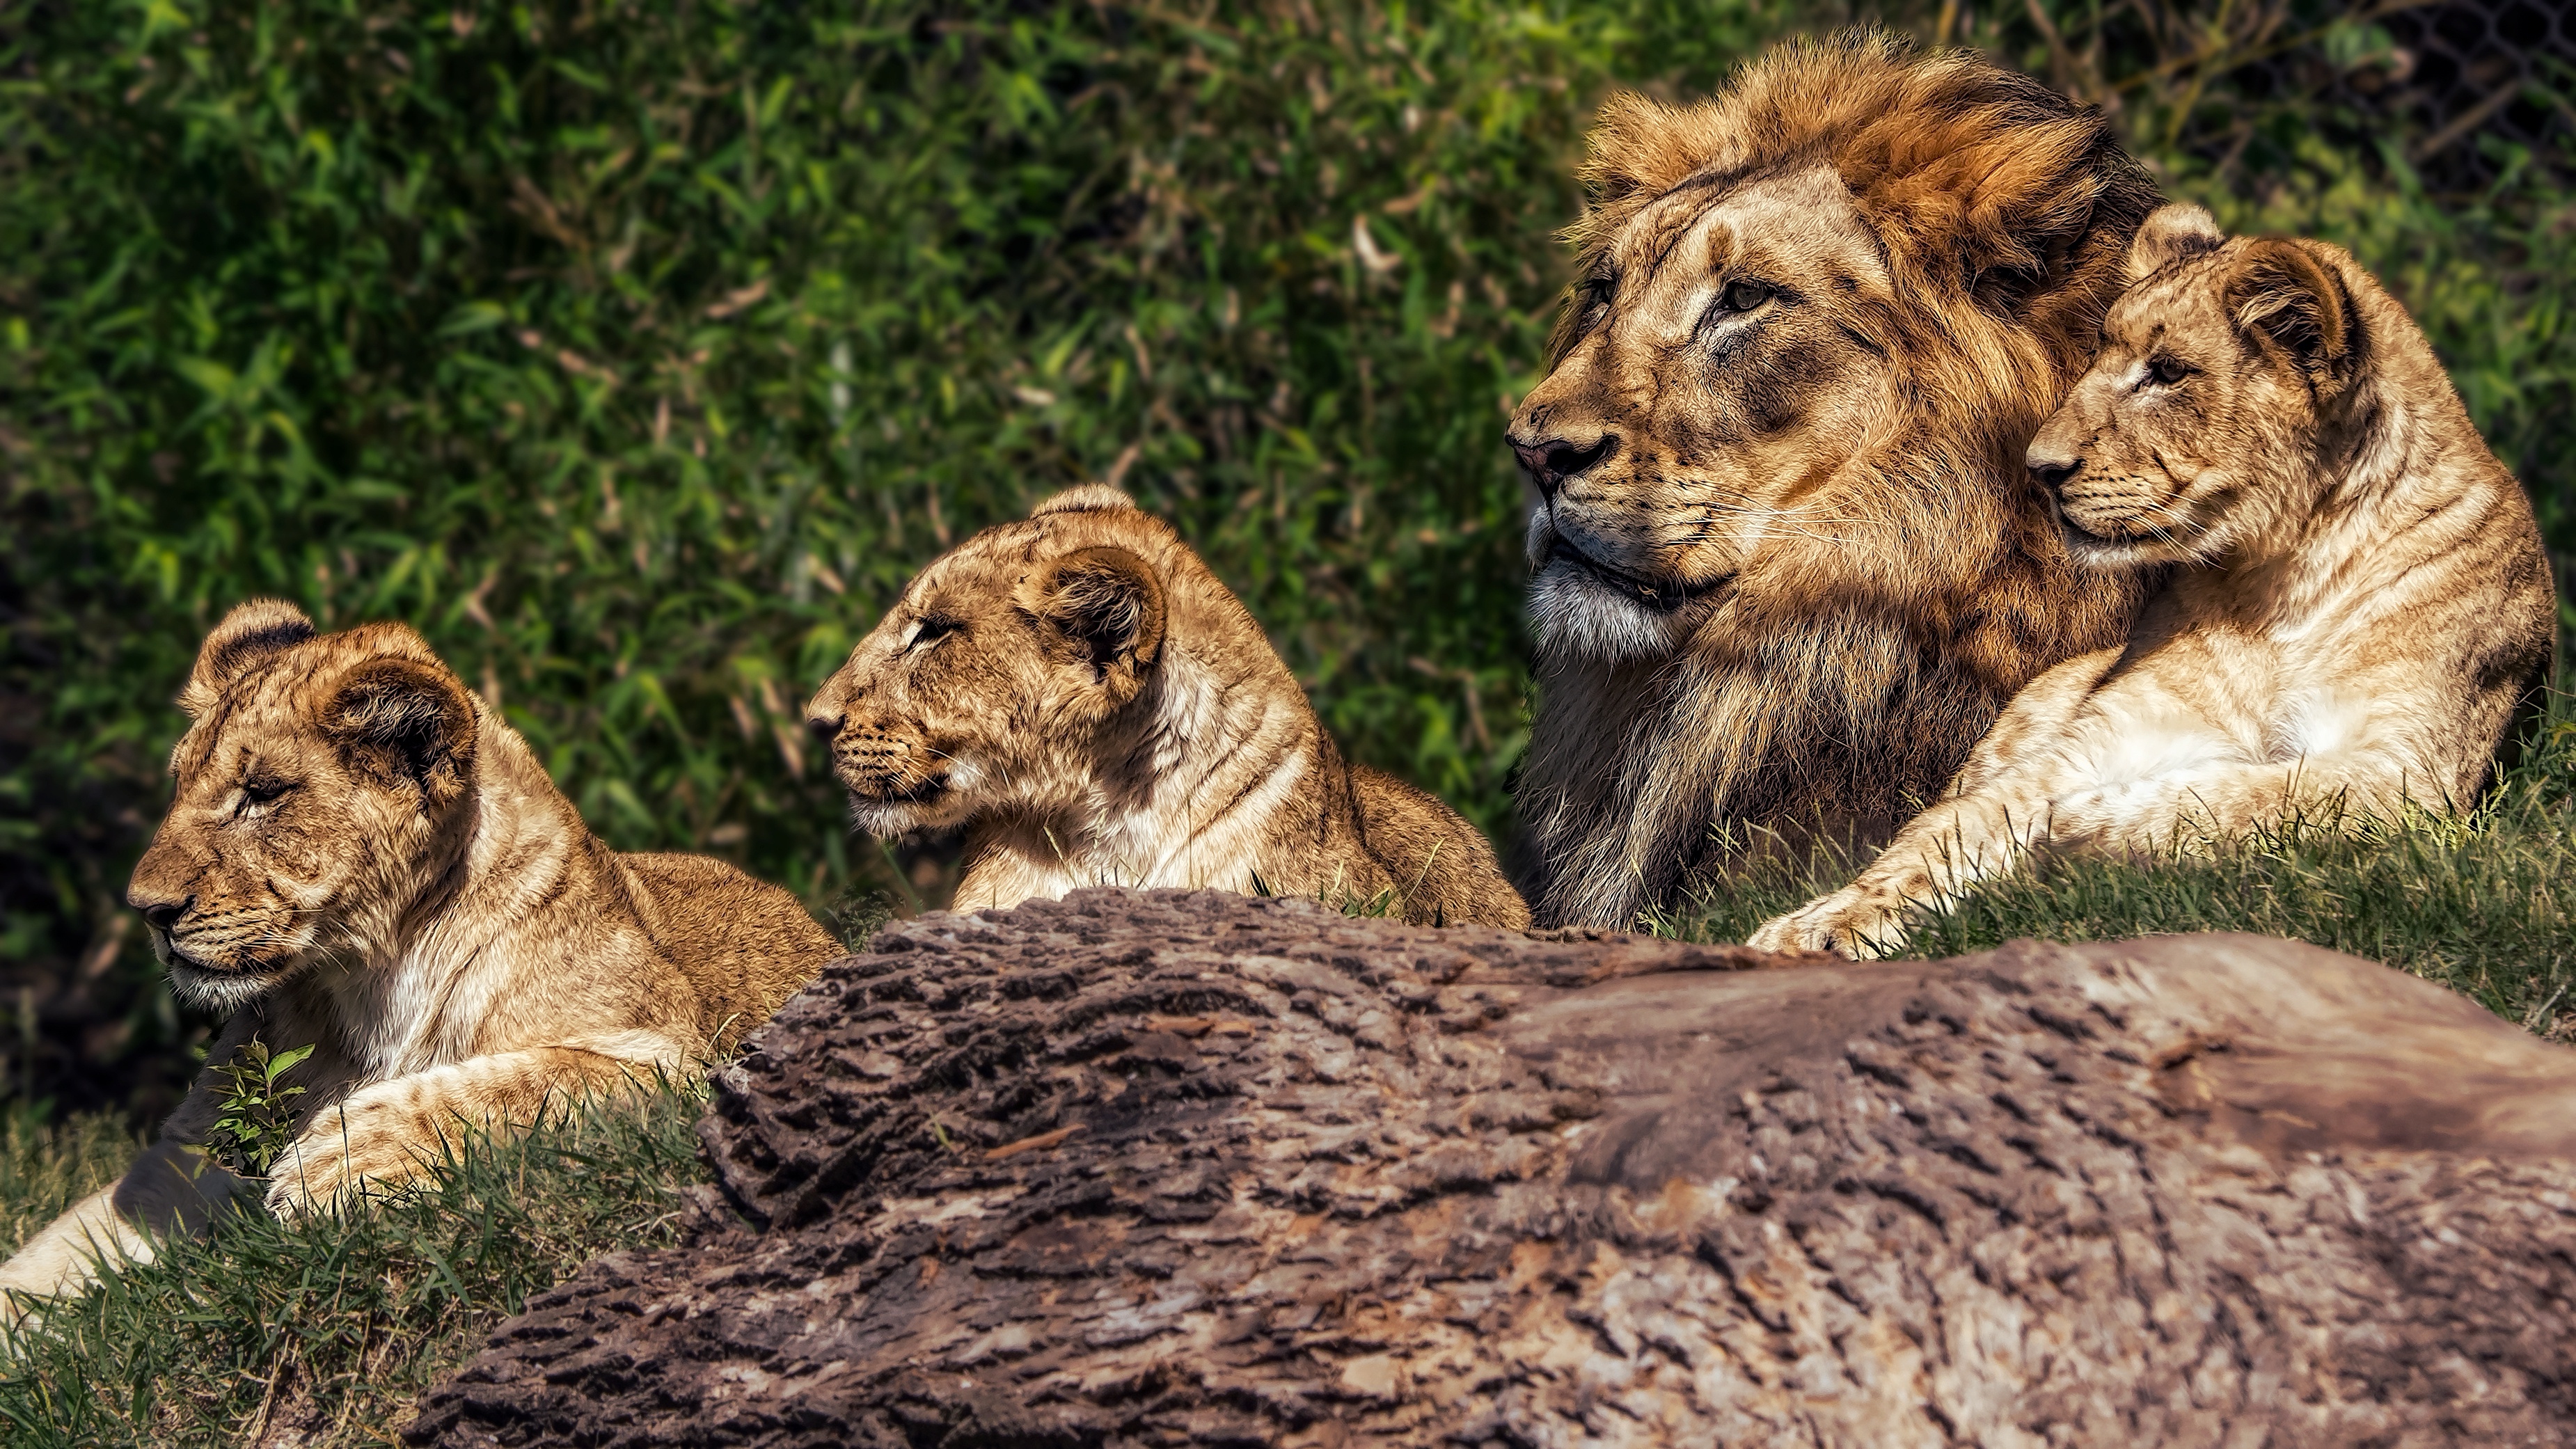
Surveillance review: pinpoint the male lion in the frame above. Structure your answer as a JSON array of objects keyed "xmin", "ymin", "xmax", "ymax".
[
  {"xmin": 1510, "ymin": 33, "xmax": 2163, "ymax": 927},
  {"xmin": 0, "ymin": 603, "xmax": 837, "ymax": 1313},
  {"xmin": 805, "ymin": 485, "xmax": 1531, "ymax": 929},
  {"xmin": 1752, "ymin": 205, "xmax": 2555, "ymax": 955}
]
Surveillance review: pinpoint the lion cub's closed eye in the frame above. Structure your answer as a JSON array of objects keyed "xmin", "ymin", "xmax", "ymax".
[
  {"xmin": 1751, "ymin": 203, "xmax": 2555, "ymax": 958},
  {"xmin": 806, "ymin": 485, "xmax": 1530, "ymax": 930}
]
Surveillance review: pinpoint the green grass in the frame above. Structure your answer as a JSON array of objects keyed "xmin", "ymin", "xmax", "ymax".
[
  {"xmin": 0, "ymin": 1085, "xmax": 711, "ymax": 1447},
  {"xmin": 1662, "ymin": 713, "xmax": 2576, "ymax": 1041}
]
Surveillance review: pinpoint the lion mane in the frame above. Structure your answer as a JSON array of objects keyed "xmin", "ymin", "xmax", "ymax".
[{"xmin": 1511, "ymin": 32, "xmax": 2163, "ymax": 926}]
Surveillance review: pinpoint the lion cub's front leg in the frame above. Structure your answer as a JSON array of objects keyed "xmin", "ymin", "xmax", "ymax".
[
  {"xmin": 1753, "ymin": 789, "xmax": 2060, "ymax": 958},
  {"xmin": 1750, "ymin": 654, "xmax": 2115, "ymax": 958},
  {"xmin": 264, "ymin": 1040, "xmax": 680, "ymax": 1217},
  {"xmin": 1748, "ymin": 881, "xmax": 1920, "ymax": 958}
]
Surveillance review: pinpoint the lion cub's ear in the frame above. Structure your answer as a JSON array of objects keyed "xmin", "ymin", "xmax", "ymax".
[
  {"xmin": 1031, "ymin": 484, "xmax": 1137, "ymax": 517},
  {"xmin": 1033, "ymin": 546, "xmax": 1167, "ymax": 702},
  {"xmin": 180, "ymin": 599, "xmax": 317, "ymax": 718},
  {"xmin": 2124, "ymin": 203, "xmax": 2224, "ymax": 283},
  {"xmin": 326, "ymin": 654, "xmax": 479, "ymax": 805},
  {"xmin": 2227, "ymin": 238, "xmax": 2357, "ymax": 395}
]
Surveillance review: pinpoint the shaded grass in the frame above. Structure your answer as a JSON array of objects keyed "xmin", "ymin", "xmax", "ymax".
[
  {"xmin": 0, "ymin": 1112, "xmax": 148, "ymax": 1263},
  {"xmin": 1664, "ymin": 714, "xmax": 2576, "ymax": 1038},
  {"xmin": 0, "ymin": 1084, "xmax": 711, "ymax": 1447}
]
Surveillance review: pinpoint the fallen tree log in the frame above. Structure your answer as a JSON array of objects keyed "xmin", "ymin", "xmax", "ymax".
[{"xmin": 411, "ymin": 889, "xmax": 2576, "ymax": 1446}]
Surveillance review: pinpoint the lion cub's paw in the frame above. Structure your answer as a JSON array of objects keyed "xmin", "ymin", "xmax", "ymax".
[
  {"xmin": 262, "ymin": 1088, "xmax": 449, "ymax": 1218},
  {"xmin": 1748, "ymin": 891, "xmax": 1906, "ymax": 960}
]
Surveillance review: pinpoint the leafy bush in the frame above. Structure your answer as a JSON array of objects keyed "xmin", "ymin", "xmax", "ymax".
[
  {"xmin": 0, "ymin": 0, "xmax": 1772, "ymax": 1114},
  {"xmin": 2, "ymin": 0, "xmax": 2570, "ymax": 1125}
]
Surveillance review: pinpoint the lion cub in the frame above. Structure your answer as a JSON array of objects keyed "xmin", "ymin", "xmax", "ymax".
[
  {"xmin": 806, "ymin": 486, "xmax": 1531, "ymax": 929},
  {"xmin": 0, "ymin": 604, "xmax": 839, "ymax": 1312},
  {"xmin": 1753, "ymin": 205, "xmax": 2554, "ymax": 957}
]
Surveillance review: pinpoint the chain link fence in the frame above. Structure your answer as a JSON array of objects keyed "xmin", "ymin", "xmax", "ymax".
[{"xmin": 2254, "ymin": 0, "xmax": 2574, "ymax": 189}]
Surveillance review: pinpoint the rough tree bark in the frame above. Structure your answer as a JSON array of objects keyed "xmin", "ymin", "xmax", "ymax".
[{"xmin": 410, "ymin": 889, "xmax": 2576, "ymax": 1446}]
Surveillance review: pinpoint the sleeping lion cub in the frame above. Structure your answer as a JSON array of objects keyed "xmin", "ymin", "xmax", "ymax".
[
  {"xmin": 806, "ymin": 485, "xmax": 1531, "ymax": 929},
  {"xmin": 1, "ymin": 603, "xmax": 837, "ymax": 1312},
  {"xmin": 1752, "ymin": 205, "xmax": 2554, "ymax": 957}
]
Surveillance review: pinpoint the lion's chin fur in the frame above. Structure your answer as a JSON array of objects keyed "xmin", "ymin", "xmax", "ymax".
[
  {"xmin": 1526, "ymin": 559, "xmax": 1700, "ymax": 662},
  {"xmin": 1523, "ymin": 510, "xmax": 1724, "ymax": 661}
]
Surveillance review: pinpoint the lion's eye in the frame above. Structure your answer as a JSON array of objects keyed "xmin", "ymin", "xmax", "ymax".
[
  {"xmin": 907, "ymin": 617, "xmax": 961, "ymax": 653},
  {"xmin": 1577, "ymin": 270, "xmax": 1618, "ymax": 324},
  {"xmin": 1718, "ymin": 280, "xmax": 1773, "ymax": 314},
  {"xmin": 2146, "ymin": 355, "xmax": 2192, "ymax": 386}
]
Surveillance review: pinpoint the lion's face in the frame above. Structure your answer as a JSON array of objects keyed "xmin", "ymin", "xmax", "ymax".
[
  {"xmin": 2031, "ymin": 212, "xmax": 2355, "ymax": 568},
  {"xmin": 127, "ymin": 603, "xmax": 480, "ymax": 1011},
  {"xmin": 805, "ymin": 489, "xmax": 1168, "ymax": 837},
  {"xmin": 1510, "ymin": 166, "xmax": 1903, "ymax": 660}
]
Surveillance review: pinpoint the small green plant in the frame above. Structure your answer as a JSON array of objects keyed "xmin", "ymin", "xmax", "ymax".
[{"xmin": 203, "ymin": 1040, "xmax": 316, "ymax": 1179}]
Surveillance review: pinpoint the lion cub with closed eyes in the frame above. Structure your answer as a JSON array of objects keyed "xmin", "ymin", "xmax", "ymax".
[
  {"xmin": 1752, "ymin": 205, "xmax": 2554, "ymax": 957},
  {"xmin": 0, "ymin": 603, "xmax": 838, "ymax": 1315},
  {"xmin": 805, "ymin": 486, "xmax": 1530, "ymax": 929}
]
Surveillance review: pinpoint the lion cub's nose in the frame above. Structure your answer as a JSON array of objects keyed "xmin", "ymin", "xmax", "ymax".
[
  {"xmin": 805, "ymin": 711, "xmax": 843, "ymax": 743},
  {"xmin": 134, "ymin": 893, "xmax": 191, "ymax": 933}
]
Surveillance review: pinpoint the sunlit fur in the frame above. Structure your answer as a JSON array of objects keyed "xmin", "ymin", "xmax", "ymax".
[
  {"xmin": 807, "ymin": 486, "xmax": 1530, "ymax": 930},
  {"xmin": 1753, "ymin": 206, "xmax": 2557, "ymax": 956},
  {"xmin": 1509, "ymin": 31, "xmax": 2163, "ymax": 928},
  {"xmin": 0, "ymin": 605, "xmax": 838, "ymax": 1312}
]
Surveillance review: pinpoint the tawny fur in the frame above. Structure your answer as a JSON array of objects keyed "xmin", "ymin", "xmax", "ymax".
[
  {"xmin": 806, "ymin": 486, "xmax": 1529, "ymax": 931},
  {"xmin": 1752, "ymin": 205, "xmax": 2556, "ymax": 957},
  {"xmin": 0, "ymin": 605, "xmax": 837, "ymax": 1312},
  {"xmin": 1510, "ymin": 31, "xmax": 2162, "ymax": 927}
]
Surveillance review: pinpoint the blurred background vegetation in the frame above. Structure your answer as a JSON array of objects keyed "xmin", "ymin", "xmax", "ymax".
[{"xmin": 1, "ymin": 0, "xmax": 2569, "ymax": 1123}]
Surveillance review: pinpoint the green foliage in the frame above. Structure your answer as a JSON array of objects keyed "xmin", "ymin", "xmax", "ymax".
[
  {"xmin": 203, "ymin": 1039, "xmax": 315, "ymax": 1179},
  {"xmin": 0, "ymin": 0, "xmax": 1795, "ymax": 1114},
  {"xmin": 1, "ymin": 0, "xmax": 2570, "ymax": 1124},
  {"xmin": 0, "ymin": 1084, "xmax": 709, "ymax": 1447}
]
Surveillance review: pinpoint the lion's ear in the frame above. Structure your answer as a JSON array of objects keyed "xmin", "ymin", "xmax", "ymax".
[
  {"xmin": 2124, "ymin": 203, "xmax": 2224, "ymax": 283},
  {"xmin": 326, "ymin": 655, "xmax": 478, "ymax": 805},
  {"xmin": 1940, "ymin": 114, "xmax": 2129, "ymax": 310},
  {"xmin": 2227, "ymin": 239, "xmax": 2357, "ymax": 394},
  {"xmin": 181, "ymin": 600, "xmax": 316, "ymax": 717},
  {"xmin": 1034, "ymin": 546, "xmax": 1166, "ymax": 700}
]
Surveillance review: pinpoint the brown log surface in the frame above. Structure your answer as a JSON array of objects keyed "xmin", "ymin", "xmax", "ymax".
[{"xmin": 409, "ymin": 889, "xmax": 2576, "ymax": 1446}]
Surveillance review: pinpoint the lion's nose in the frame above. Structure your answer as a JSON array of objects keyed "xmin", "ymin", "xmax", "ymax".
[
  {"xmin": 1511, "ymin": 433, "xmax": 1618, "ymax": 500},
  {"xmin": 2027, "ymin": 445, "xmax": 2081, "ymax": 492},
  {"xmin": 805, "ymin": 711, "xmax": 844, "ymax": 743}
]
